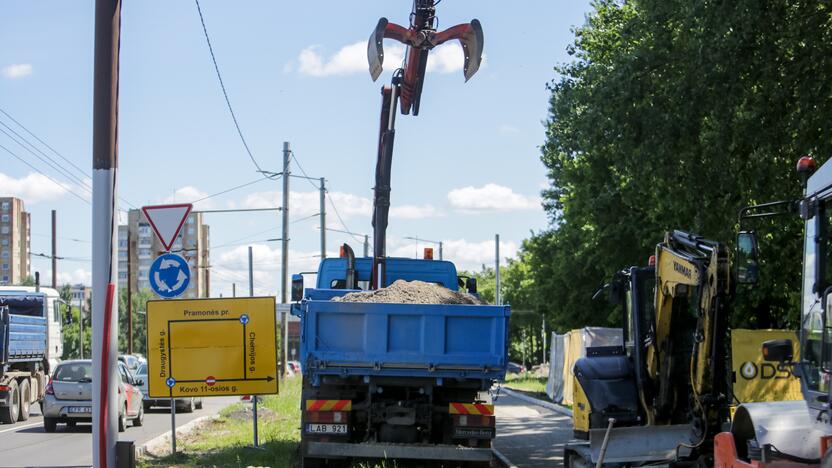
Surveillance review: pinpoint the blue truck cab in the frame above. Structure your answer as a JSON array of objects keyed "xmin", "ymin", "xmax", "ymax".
[{"xmin": 293, "ymin": 256, "xmax": 510, "ymax": 466}]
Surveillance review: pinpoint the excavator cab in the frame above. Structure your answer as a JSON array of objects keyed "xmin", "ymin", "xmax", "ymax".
[{"xmin": 572, "ymin": 267, "xmax": 654, "ymax": 439}]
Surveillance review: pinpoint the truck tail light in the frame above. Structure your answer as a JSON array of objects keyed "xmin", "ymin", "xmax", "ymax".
[
  {"xmin": 305, "ymin": 411, "xmax": 350, "ymax": 423},
  {"xmin": 453, "ymin": 414, "xmax": 495, "ymax": 427},
  {"xmin": 0, "ymin": 385, "xmax": 9, "ymax": 392},
  {"xmin": 44, "ymin": 379, "xmax": 54, "ymax": 395}
]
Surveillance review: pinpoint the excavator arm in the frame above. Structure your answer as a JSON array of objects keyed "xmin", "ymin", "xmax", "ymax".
[{"xmin": 649, "ymin": 230, "xmax": 731, "ymax": 431}]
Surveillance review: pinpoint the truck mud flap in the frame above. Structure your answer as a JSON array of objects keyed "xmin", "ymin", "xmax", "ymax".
[{"xmin": 306, "ymin": 441, "xmax": 493, "ymax": 462}]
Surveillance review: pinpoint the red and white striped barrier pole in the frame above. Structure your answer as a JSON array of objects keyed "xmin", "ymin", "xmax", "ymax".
[{"xmin": 92, "ymin": 1, "xmax": 121, "ymax": 466}]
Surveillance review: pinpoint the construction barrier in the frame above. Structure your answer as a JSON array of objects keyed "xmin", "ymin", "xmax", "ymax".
[
  {"xmin": 544, "ymin": 328, "xmax": 801, "ymax": 406},
  {"xmin": 545, "ymin": 327, "xmax": 623, "ymax": 406},
  {"xmin": 730, "ymin": 329, "xmax": 802, "ymax": 403}
]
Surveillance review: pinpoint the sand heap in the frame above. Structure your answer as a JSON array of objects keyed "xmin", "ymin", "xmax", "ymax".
[{"xmin": 332, "ymin": 279, "xmax": 485, "ymax": 305}]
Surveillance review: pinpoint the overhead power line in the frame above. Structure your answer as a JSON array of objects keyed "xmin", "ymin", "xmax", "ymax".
[
  {"xmin": 190, "ymin": 177, "xmax": 272, "ymax": 204},
  {"xmin": 290, "ymin": 150, "xmax": 363, "ymax": 242},
  {"xmin": 0, "ymin": 142, "xmax": 90, "ymax": 205},
  {"xmin": 194, "ymin": 0, "xmax": 267, "ymax": 178},
  {"xmin": 0, "ymin": 124, "xmax": 93, "ymax": 195},
  {"xmin": 0, "ymin": 107, "xmax": 90, "ymax": 179},
  {"xmin": 0, "ymin": 107, "xmax": 138, "ymax": 209}
]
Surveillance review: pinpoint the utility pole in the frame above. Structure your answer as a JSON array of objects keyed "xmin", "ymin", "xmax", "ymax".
[
  {"xmin": 280, "ymin": 141, "xmax": 290, "ymax": 379},
  {"xmin": 364, "ymin": 235, "xmax": 369, "ymax": 258},
  {"xmin": 126, "ymin": 229, "xmax": 132, "ymax": 355},
  {"xmin": 281, "ymin": 142, "xmax": 290, "ymax": 303},
  {"xmin": 232, "ymin": 283, "xmax": 236, "ymax": 298},
  {"xmin": 439, "ymin": 241, "xmax": 443, "ymax": 261},
  {"xmin": 79, "ymin": 295, "xmax": 84, "ymax": 359},
  {"xmin": 51, "ymin": 210, "xmax": 57, "ymax": 289},
  {"xmin": 248, "ymin": 246, "xmax": 254, "ymax": 297},
  {"xmin": 91, "ymin": 0, "xmax": 121, "ymax": 466},
  {"xmin": 495, "ymin": 234, "xmax": 501, "ymax": 305},
  {"xmin": 320, "ymin": 177, "xmax": 326, "ymax": 259}
]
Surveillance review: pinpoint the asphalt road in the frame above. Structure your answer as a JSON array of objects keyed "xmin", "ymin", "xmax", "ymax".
[
  {"xmin": 0, "ymin": 396, "xmax": 238, "ymax": 468},
  {"xmin": 493, "ymin": 390, "xmax": 573, "ymax": 467}
]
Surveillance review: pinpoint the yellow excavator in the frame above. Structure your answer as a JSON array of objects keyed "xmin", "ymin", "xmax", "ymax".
[{"xmin": 566, "ymin": 230, "xmax": 733, "ymax": 467}]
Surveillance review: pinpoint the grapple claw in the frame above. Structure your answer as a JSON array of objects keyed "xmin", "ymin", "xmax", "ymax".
[{"xmin": 368, "ymin": 18, "xmax": 388, "ymax": 82}]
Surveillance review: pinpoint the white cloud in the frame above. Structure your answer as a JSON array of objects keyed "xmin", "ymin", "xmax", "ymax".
[
  {"xmin": 2, "ymin": 64, "xmax": 32, "ymax": 79},
  {"xmin": 241, "ymin": 190, "xmax": 372, "ymax": 219},
  {"xmin": 161, "ymin": 186, "xmax": 217, "ymax": 209},
  {"xmin": 57, "ymin": 268, "xmax": 92, "ymax": 287},
  {"xmin": 389, "ymin": 204, "xmax": 441, "ymax": 219},
  {"xmin": 389, "ymin": 237, "xmax": 517, "ymax": 271},
  {"xmin": 498, "ymin": 124, "xmax": 521, "ymax": 135},
  {"xmin": 294, "ymin": 40, "xmax": 476, "ymax": 77},
  {"xmin": 0, "ymin": 172, "xmax": 70, "ymax": 203},
  {"xmin": 211, "ymin": 244, "xmax": 334, "ymax": 297},
  {"xmin": 447, "ymin": 183, "xmax": 540, "ymax": 213}
]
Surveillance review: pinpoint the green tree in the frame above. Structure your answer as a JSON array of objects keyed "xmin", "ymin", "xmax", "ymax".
[
  {"xmin": 118, "ymin": 288, "xmax": 153, "ymax": 356},
  {"xmin": 530, "ymin": 0, "xmax": 832, "ymax": 333}
]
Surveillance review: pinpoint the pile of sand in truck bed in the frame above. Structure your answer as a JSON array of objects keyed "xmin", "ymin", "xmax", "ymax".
[{"xmin": 332, "ymin": 279, "xmax": 486, "ymax": 305}]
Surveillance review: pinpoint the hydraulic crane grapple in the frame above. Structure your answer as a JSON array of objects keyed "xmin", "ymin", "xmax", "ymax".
[
  {"xmin": 366, "ymin": 0, "xmax": 483, "ymax": 289},
  {"xmin": 367, "ymin": 0, "xmax": 484, "ymax": 116}
]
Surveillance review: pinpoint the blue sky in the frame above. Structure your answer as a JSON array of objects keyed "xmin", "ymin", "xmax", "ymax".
[{"xmin": 0, "ymin": 1, "xmax": 592, "ymax": 297}]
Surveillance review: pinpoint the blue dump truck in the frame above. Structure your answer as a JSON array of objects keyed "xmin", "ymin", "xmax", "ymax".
[
  {"xmin": 0, "ymin": 288, "xmax": 63, "ymax": 424},
  {"xmin": 292, "ymin": 253, "xmax": 510, "ymax": 466}
]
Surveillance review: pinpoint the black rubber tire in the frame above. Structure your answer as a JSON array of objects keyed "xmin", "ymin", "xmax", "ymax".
[
  {"xmin": 118, "ymin": 405, "xmax": 127, "ymax": 432},
  {"xmin": 143, "ymin": 401, "xmax": 151, "ymax": 411},
  {"xmin": 180, "ymin": 398, "xmax": 194, "ymax": 413},
  {"xmin": 0, "ymin": 380, "xmax": 20, "ymax": 424},
  {"xmin": 133, "ymin": 403, "xmax": 144, "ymax": 427},
  {"xmin": 43, "ymin": 417, "xmax": 57, "ymax": 433},
  {"xmin": 195, "ymin": 398, "xmax": 203, "ymax": 410},
  {"xmin": 17, "ymin": 379, "xmax": 30, "ymax": 421}
]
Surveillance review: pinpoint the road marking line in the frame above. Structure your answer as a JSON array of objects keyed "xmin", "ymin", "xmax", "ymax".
[{"xmin": 0, "ymin": 421, "xmax": 42, "ymax": 434}]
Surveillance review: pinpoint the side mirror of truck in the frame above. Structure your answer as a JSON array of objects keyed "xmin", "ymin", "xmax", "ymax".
[
  {"xmin": 465, "ymin": 277, "xmax": 477, "ymax": 294},
  {"xmin": 737, "ymin": 231, "xmax": 760, "ymax": 284},
  {"xmin": 762, "ymin": 339, "xmax": 794, "ymax": 363},
  {"xmin": 291, "ymin": 274, "xmax": 304, "ymax": 302}
]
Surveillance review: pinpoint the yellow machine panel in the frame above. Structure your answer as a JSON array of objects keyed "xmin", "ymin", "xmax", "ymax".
[
  {"xmin": 147, "ymin": 297, "xmax": 278, "ymax": 398},
  {"xmin": 731, "ymin": 329, "xmax": 802, "ymax": 403}
]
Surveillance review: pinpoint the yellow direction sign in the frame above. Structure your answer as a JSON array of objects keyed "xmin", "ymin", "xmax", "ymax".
[{"xmin": 147, "ymin": 297, "xmax": 278, "ymax": 398}]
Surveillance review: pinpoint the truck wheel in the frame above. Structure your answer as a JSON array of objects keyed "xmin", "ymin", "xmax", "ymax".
[
  {"xmin": 195, "ymin": 398, "xmax": 203, "ymax": 410},
  {"xmin": 0, "ymin": 380, "xmax": 20, "ymax": 424},
  {"xmin": 18, "ymin": 379, "xmax": 30, "ymax": 421},
  {"xmin": 43, "ymin": 417, "xmax": 57, "ymax": 433}
]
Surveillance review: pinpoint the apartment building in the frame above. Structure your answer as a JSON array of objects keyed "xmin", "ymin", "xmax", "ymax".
[
  {"xmin": 0, "ymin": 197, "xmax": 30, "ymax": 285},
  {"xmin": 118, "ymin": 209, "xmax": 210, "ymax": 298}
]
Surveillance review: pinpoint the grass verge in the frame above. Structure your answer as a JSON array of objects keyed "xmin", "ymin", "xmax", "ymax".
[
  {"xmin": 139, "ymin": 377, "xmax": 301, "ymax": 468},
  {"xmin": 502, "ymin": 373, "xmax": 548, "ymax": 399}
]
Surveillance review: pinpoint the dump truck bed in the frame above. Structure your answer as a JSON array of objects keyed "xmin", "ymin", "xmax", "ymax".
[
  {"xmin": 296, "ymin": 293, "xmax": 510, "ymax": 384},
  {"xmin": 0, "ymin": 304, "xmax": 48, "ymax": 365}
]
